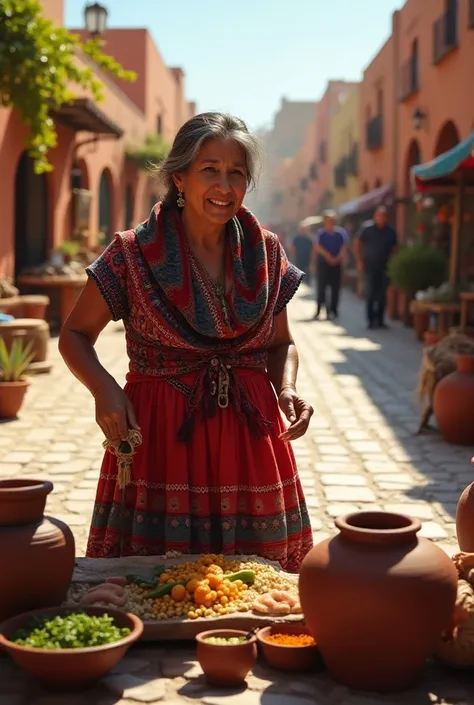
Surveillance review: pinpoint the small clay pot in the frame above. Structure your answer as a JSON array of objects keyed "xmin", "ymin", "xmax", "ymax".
[
  {"xmin": 0, "ymin": 379, "xmax": 30, "ymax": 419},
  {"xmin": 0, "ymin": 606, "xmax": 143, "ymax": 689},
  {"xmin": 196, "ymin": 629, "xmax": 257, "ymax": 687},
  {"xmin": 256, "ymin": 624, "xmax": 322, "ymax": 672},
  {"xmin": 433, "ymin": 355, "xmax": 474, "ymax": 445}
]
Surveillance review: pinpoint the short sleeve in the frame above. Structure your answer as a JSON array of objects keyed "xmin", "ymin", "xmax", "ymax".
[
  {"xmin": 358, "ymin": 226, "xmax": 368, "ymax": 242},
  {"xmin": 85, "ymin": 235, "xmax": 128, "ymax": 321},
  {"xmin": 274, "ymin": 239, "xmax": 304, "ymax": 316}
]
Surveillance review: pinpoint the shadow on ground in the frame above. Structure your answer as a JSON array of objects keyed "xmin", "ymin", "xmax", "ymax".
[{"xmin": 300, "ymin": 284, "xmax": 473, "ymax": 526}]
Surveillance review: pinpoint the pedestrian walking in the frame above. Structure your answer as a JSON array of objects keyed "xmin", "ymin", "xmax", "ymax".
[
  {"xmin": 354, "ymin": 206, "xmax": 398, "ymax": 330},
  {"xmin": 291, "ymin": 226, "xmax": 313, "ymax": 286},
  {"xmin": 313, "ymin": 210, "xmax": 349, "ymax": 320},
  {"xmin": 58, "ymin": 112, "xmax": 313, "ymax": 571}
]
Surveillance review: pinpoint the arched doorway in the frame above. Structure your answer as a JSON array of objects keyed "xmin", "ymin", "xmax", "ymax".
[
  {"xmin": 405, "ymin": 139, "xmax": 422, "ymax": 193},
  {"xmin": 98, "ymin": 169, "xmax": 113, "ymax": 242},
  {"xmin": 434, "ymin": 120, "xmax": 460, "ymax": 157},
  {"xmin": 125, "ymin": 184, "xmax": 134, "ymax": 230},
  {"xmin": 14, "ymin": 152, "xmax": 49, "ymax": 276}
]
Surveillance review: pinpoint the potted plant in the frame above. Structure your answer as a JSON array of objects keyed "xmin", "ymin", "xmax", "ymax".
[
  {"xmin": 0, "ymin": 338, "xmax": 35, "ymax": 419},
  {"xmin": 388, "ymin": 246, "xmax": 448, "ymax": 327}
]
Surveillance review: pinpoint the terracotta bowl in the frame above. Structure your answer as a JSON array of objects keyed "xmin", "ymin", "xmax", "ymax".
[
  {"xmin": 256, "ymin": 623, "xmax": 322, "ymax": 672},
  {"xmin": 196, "ymin": 629, "xmax": 257, "ymax": 687},
  {"xmin": 0, "ymin": 605, "xmax": 143, "ymax": 689}
]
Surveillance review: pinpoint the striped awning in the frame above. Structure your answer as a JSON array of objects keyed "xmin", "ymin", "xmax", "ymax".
[{"xmin": 412, "ymin": 131, "xmax": 474, "ymax": 190}]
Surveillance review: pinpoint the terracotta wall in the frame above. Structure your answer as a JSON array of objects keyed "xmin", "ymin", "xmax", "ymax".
[
  {"xmin": 358, "ymin": 25, "xmax": 398, "ymax": 195},
  {"xmin": 306, "ymin": 81, "xmax": 359, "ymax": 213},
  {"xmin": 73, "ymin": 29, "xmax": 190, "ymax": 144},
  {"xmin": 329, "ymin": 86, "xmax": 361, "ymax": 206},
  {"xmin": 40, "ymin": 0, "xmax": 63, "ymax": 24},
  {"xmin": 0, "ymin": 10, "xmax": 192, "ymax": 278},
  {"xmin": 397, "ymin": 0, "xmax": 474, "ymax": 195}
]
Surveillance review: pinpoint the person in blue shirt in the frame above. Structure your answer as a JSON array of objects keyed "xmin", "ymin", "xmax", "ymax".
[{"xmin": 313, "ymin": 211, "xmax": 349, "ymax": 320}]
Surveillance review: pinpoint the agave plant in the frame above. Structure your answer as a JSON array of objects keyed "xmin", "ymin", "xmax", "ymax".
[{"xmin": 0, "ymin": 337, "xmax": 35, "ymax": 383}]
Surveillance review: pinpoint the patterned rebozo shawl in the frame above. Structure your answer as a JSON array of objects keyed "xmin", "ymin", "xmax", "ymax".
[
  {"xmin": 88, "ymin": 202, "xmax": 303, "ymax": 440},
  {"xmin": 132, "ymin": 202, "xmax": 302, "ymax": 342}
]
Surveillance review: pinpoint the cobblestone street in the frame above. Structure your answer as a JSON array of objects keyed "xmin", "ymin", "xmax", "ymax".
[{"xmin": 1, "ymin": 285, "xmax": 473, "ymax": 705}]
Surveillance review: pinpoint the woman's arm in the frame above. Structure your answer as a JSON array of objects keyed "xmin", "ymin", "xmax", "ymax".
[
  {"xmin": 58, "ymin": 278, "xmax": 116, "ymax": 396},
  {"xmin": 59, "ymin": 278, "xmax": 139, "ymax": 440},
  {"xmin": 267, "ymin": 308, "xmax": 298, "ymax": 396},
  {"xmin": 267, "ymin": 308, "xmax": 313, "ymax": 440}
]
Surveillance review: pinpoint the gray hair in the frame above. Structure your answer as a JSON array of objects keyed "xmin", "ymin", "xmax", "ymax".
[
  {"xmin": 323, "ymin": 209, "xmax": 337, "ymax": 221},
  {"xmin": 156, "ymin": 112, "xmax": 262, "ymax": 206}
]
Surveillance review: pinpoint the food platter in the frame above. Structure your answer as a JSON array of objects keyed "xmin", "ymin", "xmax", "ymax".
[{"xmin": 68, "ymin": 555, "xmax": 304, "ymax": 641}]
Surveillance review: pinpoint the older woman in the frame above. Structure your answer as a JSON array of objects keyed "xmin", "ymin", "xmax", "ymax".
[{"xmin": 59, "ymin": 112, "xmax": 313, "ymax": 572}]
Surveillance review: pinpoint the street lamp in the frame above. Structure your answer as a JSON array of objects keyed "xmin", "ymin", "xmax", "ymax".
[
  {"xmin": 412, "ymin": 108, "xmax": 427, "ymax": 131},
  {"xmin": 84, "ymin": 2, "xmax": 108, "ymax": 36}
]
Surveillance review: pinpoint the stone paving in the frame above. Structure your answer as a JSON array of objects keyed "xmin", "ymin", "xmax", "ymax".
[{"xmin": 1, "ymin": 285, "xmax": 473, "ymax": 704}]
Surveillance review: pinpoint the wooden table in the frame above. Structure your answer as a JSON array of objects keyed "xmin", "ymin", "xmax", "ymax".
[
  {"xmin": 410, "ymin": 301, "xmax": 461, "ymax": 338},
  {"xmin": 17, "ymin": 274, "xmax": 87, "ymax": 329},
  {"xmin": 460, "ymin": 292, "xmax": 474, "ymax": 329}
]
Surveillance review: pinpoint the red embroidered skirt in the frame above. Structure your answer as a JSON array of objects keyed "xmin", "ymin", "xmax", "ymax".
[{"xmin": 86, "ymin": 369, "xmax": 313, "ymax": 572}]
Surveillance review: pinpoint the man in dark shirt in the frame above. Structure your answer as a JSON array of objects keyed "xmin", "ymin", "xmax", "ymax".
[
  {"xmin": 292, "ymin": 226, "xmax": 313, "ymax": 286},
  {"xmin": 355, "ymin": 206, "xmax": 397, "ymax": 330},
  {"xmin": 314, "ymin": 211, "xmax": 349, "ymax": 320}
]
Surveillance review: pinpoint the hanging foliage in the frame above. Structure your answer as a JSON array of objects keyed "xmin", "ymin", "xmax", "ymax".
[
  {"xmin": 0, "ymin": 0, "xmax": 136, "ymax": 173},
  {"xmin": 126, "ymin": 134, "xmax": 170, "ymax": 171}
]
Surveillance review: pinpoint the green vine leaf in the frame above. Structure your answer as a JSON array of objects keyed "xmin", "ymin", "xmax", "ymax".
[
  {"xmin": 126, "ymin": 133, "xmax": 170, "ymax": 171},
  {"xmin": 0, "ymin": 0, "xmax": 136, "ymax": 173}
]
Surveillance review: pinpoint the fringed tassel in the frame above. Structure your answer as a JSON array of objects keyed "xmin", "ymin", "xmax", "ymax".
[{"xmin": 102, "ymin": 429, "xmax": 143, "ymax": 489}]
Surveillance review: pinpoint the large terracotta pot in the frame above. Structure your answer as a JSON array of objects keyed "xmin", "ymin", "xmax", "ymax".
[
  {"xmin": 456, "ymin": 475, "xmax": 474, "ymax": 552},
  {"xmin": 0, "ymin": 479, "xmax": 75, "ymax": 621},
  {"xmin": 298, "ymin": 511, "xmax": 458, "ymax": 692},
  {"xmin": 433, "ymin": 355, "xmax": 474, "ymax": 445}
]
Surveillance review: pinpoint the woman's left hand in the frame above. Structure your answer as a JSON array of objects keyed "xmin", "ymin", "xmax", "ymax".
[{"xmin": 278, "ymin": 388, "xmax": 314, "ymax": 441}]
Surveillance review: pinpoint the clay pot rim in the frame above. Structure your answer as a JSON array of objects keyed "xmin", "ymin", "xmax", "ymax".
[
  {"xmin": 0, "ymin": 479, "xmax": 52, "ymax": 497},
  {"xmin": 0, "ymin": 379, "xmax": 31, "ymax": 388},
  {"xmin": 196, "ymin": 629, "xmax": 257, "ymax": 646},
  {"xmin": 256, "ymin": 625, "xmax": 317, "ymax": 650},
  {"xmin": 336, "ymin": 511, "xmax": 422, "ymax": 538},
  {"xmin": 0, "ymin": 606, "xmax": 143, "ymax": 655}
]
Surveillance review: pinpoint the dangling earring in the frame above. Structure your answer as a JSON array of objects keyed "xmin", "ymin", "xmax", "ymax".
[{"xmin": 177, "ymin": 189, "xmax": 185, "ymax": 208}]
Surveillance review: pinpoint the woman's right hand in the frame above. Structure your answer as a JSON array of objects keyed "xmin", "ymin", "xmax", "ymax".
[{"xmin": 93, "ymin": 380, "xmax": 140, "ymax": 442}]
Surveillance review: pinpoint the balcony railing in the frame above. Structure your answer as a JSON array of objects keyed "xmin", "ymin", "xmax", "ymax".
[
  {"xmin": 346, "ymin": 144, "xmax": 358, "ymax": 176},
  {"xmin": 399, "ymin": 55, "xmax": 419, "ymax": 101},
  {"xmin": 433, "ymin": 4, "xmax": 458, "ymax": 64},
  {"xmin": 333, "ymin": 159, "xmax": 347, "ymax": 189},
  {"xmin": 366, "ymin": 114, "xmax": 383, "ymax": 151},
  {"xmin": 469, "ymin": 0, "xmax": 474, "ymax": 28},
  {"xmin": 309, "ymin": 162, "xmax": 318, "ymax": 181}
]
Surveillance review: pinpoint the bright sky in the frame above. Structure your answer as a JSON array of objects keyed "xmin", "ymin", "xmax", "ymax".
[{"xmin": 66, "ymin": 0, "xmax": 402, "ymax": 131}]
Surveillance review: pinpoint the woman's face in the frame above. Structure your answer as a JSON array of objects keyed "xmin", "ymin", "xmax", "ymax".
[{"xmin": 174, "ymin": 138, "xmax": 248, "ymax": 227}]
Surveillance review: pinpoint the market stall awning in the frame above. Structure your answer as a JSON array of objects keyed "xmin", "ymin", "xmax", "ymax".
[
  {"xmin": 411, "ymin": 131, "xmax": 474, "ymax": 191},
  {"xmin": 50, "ymin": 98, "xmax": 124, "ymax": 138},
  {"xmin": 337, "ymin": 184, "xmax": 394, "ymax": 217}
]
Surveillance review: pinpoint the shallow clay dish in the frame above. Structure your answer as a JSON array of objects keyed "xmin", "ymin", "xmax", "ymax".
[
  {"xmin": 0, "ymin": 605, "xmax": 143, "ymax": 689},
  {"xmin": 196, "ymin": 628, "xmax": 257, "ymax": 687},
  {"xmin": 257, "ymin": 623, "xmax": 323, "ymax": 672}
]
